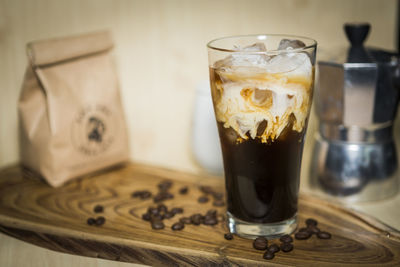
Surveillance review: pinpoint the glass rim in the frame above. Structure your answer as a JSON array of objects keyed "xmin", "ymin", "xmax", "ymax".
[{"xmin": 207, "ymin": 34, "xmax": 317, "ymax": 54}]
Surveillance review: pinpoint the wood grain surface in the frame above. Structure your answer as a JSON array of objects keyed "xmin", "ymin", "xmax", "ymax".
[{"xmin": 0, "ymin": 163, "xmax": 399, "ymax": 266}]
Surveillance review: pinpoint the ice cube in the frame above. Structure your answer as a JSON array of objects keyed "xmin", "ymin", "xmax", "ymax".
[
  {"xmin": 278, "ymin": 39, "xmax": 306, "ymax": 50},
  {"xmin": 265, "ymin": 52, "xmax": 310, "ymax": 75},
  {"xmin": 214, "ymin": 43, "xmax": 269, "ymax": 69}
]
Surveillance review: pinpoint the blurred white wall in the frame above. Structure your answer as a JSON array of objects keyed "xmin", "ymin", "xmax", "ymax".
[{"xmin": 0, "ymin": 0, "xmax": 397, "ymax": 174}]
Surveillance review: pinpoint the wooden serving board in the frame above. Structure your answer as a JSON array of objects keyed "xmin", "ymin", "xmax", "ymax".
[{"xmin": 0, "ymin": 163, "xmax": 399, "ymax": 266}]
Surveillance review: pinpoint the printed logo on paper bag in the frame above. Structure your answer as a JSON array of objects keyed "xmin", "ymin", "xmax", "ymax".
[{"xmin": 71, "ymin": 105, "xmax": 116, "ymax": 156}]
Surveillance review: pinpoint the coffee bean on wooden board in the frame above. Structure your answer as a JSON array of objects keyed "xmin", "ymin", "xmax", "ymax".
[
  {"xmin": 212, "ymin": 192, "xmax": 224, "ymax": 200},
  {"xmin": 93, "ymin": 205, "xmax": 104, "ymax": 213},
  {"xmin": 163, "ymin": 211, "xmax": 174, "ymax": 219},
  {"xmin": 157, "ymin": 204, "xmax": 167, "ymax": 213},
  {"xmin": 206, "ymin": 209, "xmax": 217, "ymax": 217},
  {"xmin": 295, "ymin": 231, "xmax": 312, "ymax": 240},
  {"xmin": 171, "ymin": 207, "xmax": 183, "ymax": 215},
  {"xmin": 203, "ymin": 216, "xmax": 218, "ymax": 226},
  {"xmin": 171, "ymin": 222, "xmax": 185, "ymax": 231},
  {"xmin": 199, "ymin": 185, "xmax": 213, "ymax": 195},
  {"xmin": 280, "ymin": 242, "xmax": 293, "ymax": 252},
  {"xmin": 190, "ymin": 214, "xmax": 203, "ymax": 225},
  {"xmin": 87, "ymin": 218, "xmax": 96, "ymax": 225},
  {"xmin": 142, "ymin": 213, "xmax": 151, "ymax": 221},
  {"xmin": 224, "ymin": 233, "xmax": 233, "ymax": 240},
  {"xmin": 151, "ymin": 219, "xmax": 165, "ymax": 230},
  {"xmin": 268, "ymin": 244, "xmax": 280, "ymax": 253},
  {"xmin": 95, "ymin": 216, "xmax": 106, "ymax": 226},
  {"xmin": 263, "ymin": 251, "xmax": 275, "ymax": 260},
  {"xmin": 317, "ymin": 231, "xmax": 332, "ymax": 239},
  {"xmin": 179, "ymin": 186, "xmax": 188, "ymax": 194},
  {"xmin": 198, "ymin": 196, "xmax": 209, "ymax": 203},
  {"xmin": 279, "ymin": 234, "xmax": 293, "ymax": 243},
  {"xmin": 212, "ymin": 199, "xmax": 225, "ymax": 207},
  {"xmin": 158, "ymin": 180, "xmax": 173, "ymax": 191},
  {"xmin": 308, "ymin": 225, "xmax": 320, "ymax": 234},
  {"xmin": 306, "ymin": 218, "xmax": 318, "ymax": 227},
  {"xmin": 148, "ymin": 207, "xmax": 159, "ymax": 215},
  {"xmin": 253, "ymin": 237, "xmax": 268, "ymax": 250}
]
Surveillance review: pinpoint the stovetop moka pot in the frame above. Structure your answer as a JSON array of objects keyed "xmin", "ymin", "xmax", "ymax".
[{"xmin": 310, "ymin": 23, "xmax": 400, "ymax": 202}]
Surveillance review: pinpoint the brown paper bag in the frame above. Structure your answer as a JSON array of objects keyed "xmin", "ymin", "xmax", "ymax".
[{"xmin": 18, "ymin": 31, "xmax": 129, "ymax": 187}]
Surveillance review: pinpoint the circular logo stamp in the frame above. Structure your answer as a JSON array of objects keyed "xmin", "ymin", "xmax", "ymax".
[{"xmin": 71, "ymin": 104, "xmax": 116, "ymax": 156}]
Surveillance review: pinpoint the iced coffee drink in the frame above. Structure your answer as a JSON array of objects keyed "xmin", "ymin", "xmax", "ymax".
[{"xmin": 207, "ymin": 35, "xmax": 316, "ymax": 238}]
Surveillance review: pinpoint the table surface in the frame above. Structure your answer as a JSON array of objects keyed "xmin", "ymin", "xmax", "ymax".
[{"xmin": 0, "ymin": 163, "xmax": 399, "ymax": 266}]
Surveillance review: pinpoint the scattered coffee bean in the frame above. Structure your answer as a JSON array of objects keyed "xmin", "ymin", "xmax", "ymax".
[
  {"xmin": 317, "ymin": 231, "xmax": 332, "ymax": 239},
  {"xmin": 268, "ymin": 244, "xmax": 280, "ymax": 253},
  {"xmin": 308, "ymin": 225, "xmax": 320, "ymax": 234},
  {"xmin": 87, "ymin": 217, "xmax": 96, "ymax": 225},
  {"xmin": 212, "ymin": 192, "xmax": 223, "ymax": 200},
  {"xmin": 280, "ymin": 242, "xmax": 293, "ymax": 252},
  {"xmin": 190, "ymin": 214, "xmax": 203, "ymax": 225},
  {"xmin": 171, "ymin": 207, "xmax": 183, "ymax": 215},
  {"xmin": 306, "ymin": 218, "xmax": 318, "ymax": 227},
  {"xmin": 157, "ymin": 204, "xmax": 167, "ymax": 213},
  {"xmin": 295, "ymin": 231, "xmax": 312, "ymax": 240},
  {"xmin": 148, "ymin": 207, "xmax": 159, "ymax": 215},
  {"xmin": 179, "ymin": 217, "xmax": 192, "ymax": 224},
  {"xmin": 263, "ymin": 251, "xmax": 275, "ymax": 260},
  {"xmin": 212, "ymin": 199, "xmax": 225, "ymax": 207},
  {"xmin": 93, "ymin": 205, "xmax": 104, "ymax": 213},
  {"xmin": 203, "ymin": 216, "xmax": 218, "ymax": 226},
  {"xmin": 140, "ymin": 191, "xmax": 152, "ymax": 199},
  {"xmin": 151, "ymin": 219, "xmax": 165, "ymax": 230},
  {"xmin": 198, "ymin": 196, "xmax": 209, "ymax": 203},
  {"xmin": 199, "ymin": 185, "xmax": 213, "ymax": 194},
  {"xmin": 224, "ymin": 233, "xmax": 233, "ymax": 240},
  {"xmin": 142, "ymin": 213, "xmax": 151, "ymax": 221},
  {"xmin": 153, "ymin": 192, "xmax": 174, "ymax": 203},
  {"xmin": 158, "ymin": 180, "xmax": 172, "ymax": 191},
  {"xmin": 163, "ymin": 211, "xmax": 174, "ymax": 219},
  {"xmin": 279, "ymin": 234, "xmax": 293, "ymax": 243},
  {"xmin": 95, "ymin": 216, "xmax": 106, "ymax": 226},
  {"xmin": 179, "ymin": 186, "xmax": 188, "ymax": 194},
  {"xmin": 253, "ymin": 237, "xmax": 268, "ymax": 250},
  {"xmin": 171, "ymin": 222, "xmax": 185, "ymax": 231},
  {"xmin": 206, "ymin": 209, "xmax": 217, "ymax": 217}
]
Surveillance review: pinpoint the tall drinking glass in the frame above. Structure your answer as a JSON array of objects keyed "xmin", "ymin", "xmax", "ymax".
[{"xmin": 207, "ymin": 35, "xmax": 317, "ymax": 238}]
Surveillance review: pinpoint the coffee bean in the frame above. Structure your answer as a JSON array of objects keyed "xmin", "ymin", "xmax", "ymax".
[
  {"xmin": 212, "ymin": 192, "xmax": 224, "ymax": 200},
  {"xmin": 306, "ymin": 218, "xmax": 318, "ymax": 227},
  {"xmin": 263, "ymin": 251, "xmax": 275, "ymax": 260},
  {"xmin": 308, "ymin": 225, "xmax": 320, "ymax": 234},
  {"xmin": 153, "ymin": 192, "xmax": 173, "ymax": 203},
  {"xmin": 317, "ymin": 231, "xmax": 332, "ymax": 239},
  {"xmin": 95, "ymin": 216, "xmax": 106, "ymax": 226},
  {"xmin": 171, "ymin": 222, "xmax": 185, "ymax": 231},
  {"xmin": 151, "ymin": 219, "xmax": 164, "ymax": 230},
  {"xmin": 158, "ymin": 180, "xmax": 172, "ymax": 191},
  {"xmin": 212, "ymin": 199, "xmax": 225, "ymax": 207},
  {"xmin": 206, "ymin": 209, "xmax": 217, "ymax": 217},
  {"xmin": 253, "ymin": 237, "xmax": 268, "ymax": 250},
  {"xmin": 171, "ymin": 207, "xmax": 183, "ymax": 215},
  {"xmin": 268, "ymin": 244, "xmax": 280, "ymax": 253},
  {"xmin": 179, "ymin": 186, "xmax": 188, "ymax": 194},
  {"xmin": 280, "ymin": 242, "xmax": 293, "ymax": 252},
  {"xmin": 142, "ymin": 213, "xmax": 151, "ymax": 221},
  {"xmin": 157, "ymin": 204, "xmax": 167, "ymax": 213},
  {"xmin": 279, "ymin": 234, "xmax": 293, "ymax": 243},
  {"xmin": 198, "ymin": 196, "xmax": 209, "ymax": 203},
  {"xmin": 179, "ymin": 217, "xmax": 192, "ymax": 224},
  {"xmin": 132, "ymin": 191, "xmax": 143, "ymax": 198},
  {"xmin": 140, "ymin": 191, "xmax": 152, "ymax": 199},
  {"xmin": 148, "ymin": 207, "xmax": 159, "ymax": 215},
  {"xmin": 224, "ymin": 233, "xmax": 233, "ymax": 240},
  {"xmin": 93, "ymin": 205, "xmax": 104, "ymax": 213},
  {"xmin": 199, "ymin": 185, "xmax": 213, "ymax": 194},
  {"xmin": 203, "ymin": 217, "xmax": 218, "ymax": 226},
  {"xmin": 87, "ymin": 217, "xmax": 96, "ymax": 225},
  {"xmin": 163, "ymin": 211, "xmax": 174, "ymax": 219},
  {"xmin": 190, "ymin": 214, "xmax": 203, "ymax": 225},
  {"xmin": 295, "ymin": 231, "xmax": 312, "ymax": 240}
]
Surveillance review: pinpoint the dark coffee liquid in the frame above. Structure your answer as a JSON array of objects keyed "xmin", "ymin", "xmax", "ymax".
[{"xmin": 218, "ymin": 122, "xmax": 305, "ymax": 223}]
